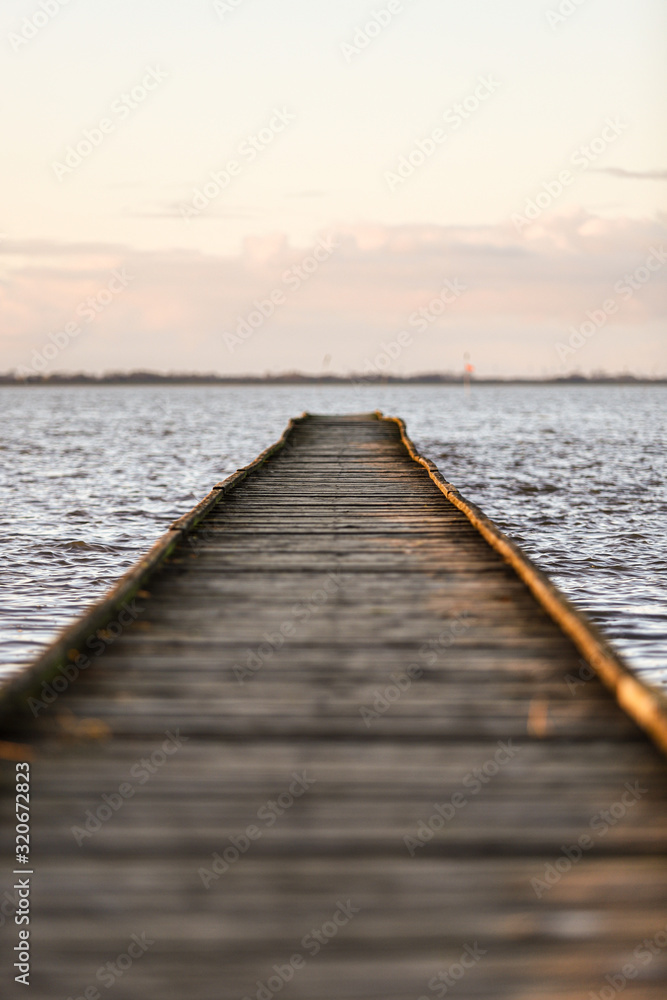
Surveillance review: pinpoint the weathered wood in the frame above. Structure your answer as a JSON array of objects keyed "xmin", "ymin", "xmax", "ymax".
[{"xmin": 1, "ymin": 412, "xmax": 667, "ymax": 999}]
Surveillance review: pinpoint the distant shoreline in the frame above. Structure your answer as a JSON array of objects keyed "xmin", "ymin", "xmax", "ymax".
[{"xmin": 1, "ymin": 373, "xmax": 665, "ymax": 387}]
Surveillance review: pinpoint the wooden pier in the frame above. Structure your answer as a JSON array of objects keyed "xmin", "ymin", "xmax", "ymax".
[{"xmin": 2, "ymin": 412, "xmax": 667, "ymax": 998}]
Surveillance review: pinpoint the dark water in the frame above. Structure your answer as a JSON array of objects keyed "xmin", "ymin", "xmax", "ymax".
[{"xmin": 1, "ymin": 384, "xmax": 665, "ymax": 687}]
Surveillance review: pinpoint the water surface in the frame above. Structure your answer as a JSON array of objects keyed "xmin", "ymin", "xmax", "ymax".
[{"xmin": 1, "ymin": 384, "xmax": 665, "ymax": 687}]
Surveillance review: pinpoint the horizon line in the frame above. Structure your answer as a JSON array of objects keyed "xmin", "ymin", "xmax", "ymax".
[{"xmin": 2, "ymin": 371, "xmax": 666, "ymax": 386}]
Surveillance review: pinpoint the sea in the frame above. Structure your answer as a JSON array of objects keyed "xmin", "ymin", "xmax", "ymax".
[{"xmin": 0, "ymin": 383, "xmax": 665, "ymax": 688}]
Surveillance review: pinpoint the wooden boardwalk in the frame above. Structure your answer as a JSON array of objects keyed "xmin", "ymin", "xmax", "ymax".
[{"xmin": 2, "ymin": 412, "xmax": 667, "ymax": 999}]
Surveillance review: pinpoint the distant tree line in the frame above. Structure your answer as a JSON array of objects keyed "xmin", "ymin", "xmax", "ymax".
[{"xmin": 0, "ymin": 371, "xmax": 662, "ymax": 386}]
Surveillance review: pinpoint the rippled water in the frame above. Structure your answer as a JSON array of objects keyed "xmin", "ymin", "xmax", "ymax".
[{"xmin": 1, "ymin": 384, "xmax": 665, "ymax": 687}]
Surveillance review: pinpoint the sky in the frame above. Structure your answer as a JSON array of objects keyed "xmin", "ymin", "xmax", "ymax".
[{"xmin": 1, "ymin": 0, "xmax": 666, "ymax": 377}]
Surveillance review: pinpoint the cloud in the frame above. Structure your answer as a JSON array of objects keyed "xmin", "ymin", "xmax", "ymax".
[
  {"xmin": 1, "ymin": 210, "xmax": 665, "ymax": 376},
  {"xmin": 594, "ymin": 167, "xmax": 667, "ymax": 181}
]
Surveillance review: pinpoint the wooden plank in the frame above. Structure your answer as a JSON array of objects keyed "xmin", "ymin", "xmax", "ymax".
[{"xmin": 1, "ymin": 411, "xmax": 666, "ymax": 999}]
